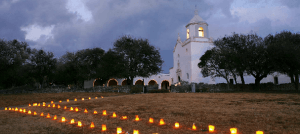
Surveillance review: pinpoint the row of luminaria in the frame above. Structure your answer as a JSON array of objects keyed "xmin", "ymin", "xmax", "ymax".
[{"xmin": 5, "ymin": 97, "xmax": 264, "ymax": 134}]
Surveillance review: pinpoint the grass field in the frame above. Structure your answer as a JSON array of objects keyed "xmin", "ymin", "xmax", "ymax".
[{"xmin": 0, "ymin": 92, "xmax": 300, "ymax": 134}]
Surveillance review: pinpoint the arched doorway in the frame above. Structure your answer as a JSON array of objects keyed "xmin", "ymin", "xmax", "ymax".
[
  {"xmin": 135, "ymin": 79, "xmax": 143, "ymax": 85},
  {"xmin": 161, "ymin": 80, "xmax": 170, "ymax": 89},
  {"xmin": 121, "ymin": 79, "xmax": 127, "ymax": 86},
  {"xmin": 107, "ymin": 78, "xmax": 118, "ymax": 86},
  {"xmin": 93, "ymin": 78, "xmax": 106, "ymax": 87},
  {"xmin": 148, "ymin": 80, "xmax": 157, "ymax": 86}
]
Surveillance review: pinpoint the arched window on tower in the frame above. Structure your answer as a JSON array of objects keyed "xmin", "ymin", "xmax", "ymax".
[
  {"xmin": 198, "ymin": 27, "xmax": 204, "ymax": 37},
  {"xmin": 187, "ymin": 29, "xmax": 190, "ymax": 39}
]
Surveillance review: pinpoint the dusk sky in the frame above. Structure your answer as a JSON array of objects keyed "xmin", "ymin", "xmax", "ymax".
[{"xmin": 1, "ymin": 0, "xmax": 299, "ymax": 74}]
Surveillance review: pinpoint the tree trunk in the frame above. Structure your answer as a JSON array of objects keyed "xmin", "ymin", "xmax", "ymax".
[
  {"xmin": 289, "ymin": 73, "xmax": 295, "ymax": 83},
  {"xmin": 254, "ymin": 78, "xmax": 261, "ymax": 91},
  {"xmin": 239, "ymin": 72, "xmax": 245, "ymax": 85},
  {"xmin": 295, "ymin": 73, "xmax": 299, "ymax": 91}
]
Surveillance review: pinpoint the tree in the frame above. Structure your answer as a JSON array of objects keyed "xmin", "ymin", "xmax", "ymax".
[
  {"xmin": 97, "ymin": 49, "xmax": 126, "ymax": 83},
  {"xmin": 0, "ymin": 39, "xmax": 31, "ymax": 88},
  {"xmin": 267, "ymin": 31, "xmax": 300, "ymax": 91},
  {"xmin": 214, "ymin": 33, "xmax": 249, "ymax": 85},
  {"xmin": 244, "ymin": 33, "xmax": 275, "ymax": 90},
  {"xmin": 198, "ymin": 48, "xmax": 232, "ymax": 89},
  {"xmin": 76, "ymin": 48, "xmax": 105, "ymax": 80},
  {"xmin": 112, "ymin": 35, "xmax": 163, "ymax": 85},
  {"xmin": 54, "ymin": 48, "xmax": 105, "ymax": 88},
  {"xmin": 30, "ymin": 49, "xmax": 57, "ymax": 88}
]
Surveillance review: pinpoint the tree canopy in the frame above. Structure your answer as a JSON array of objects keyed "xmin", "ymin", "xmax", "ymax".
[
  {"xmin": 199, "ymin": 32, "xmax": 300, "ymax": 91},
  {"xmin": 112, "ymin": 35, "xmax": 164, "ymax": 85}
]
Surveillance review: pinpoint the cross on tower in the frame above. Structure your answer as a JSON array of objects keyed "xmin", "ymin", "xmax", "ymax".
[{"xmin": 194, "ymin": 5, "xmax": 198, "ymax": 15}]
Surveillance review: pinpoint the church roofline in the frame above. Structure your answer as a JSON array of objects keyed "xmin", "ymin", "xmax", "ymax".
[{"xmin": 185, "ymin": 22, "xmax": 208, "ymax": 28}]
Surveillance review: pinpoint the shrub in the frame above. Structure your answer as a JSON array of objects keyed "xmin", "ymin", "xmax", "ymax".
[
  {"xmin": 148, "ymin": 89, "xmax": 170, "ymax": 93},
  {"xmin": 130, "ymin": 86, "xmax": 143, "ymax": 94}
]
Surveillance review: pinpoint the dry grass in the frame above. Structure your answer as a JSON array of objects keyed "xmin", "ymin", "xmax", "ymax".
[{"xmin": 1, "ymin": 92, "xmax": 300, "ymax": 134}]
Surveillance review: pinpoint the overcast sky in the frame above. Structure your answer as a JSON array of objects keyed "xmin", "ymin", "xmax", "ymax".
[{"xmin": 1, "ymin": 0, "xmax": 299, "ymax": 74}]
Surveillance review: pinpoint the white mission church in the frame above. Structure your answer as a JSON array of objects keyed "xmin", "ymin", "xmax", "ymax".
[{"xmin": 84, "ymin": 8, "xmax": 291, "ymax": 89}]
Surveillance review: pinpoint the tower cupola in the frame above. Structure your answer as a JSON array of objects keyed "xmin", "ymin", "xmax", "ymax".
[{"xmin": 185, "ymin": 6, "xmax": 209, "ymax": 39}]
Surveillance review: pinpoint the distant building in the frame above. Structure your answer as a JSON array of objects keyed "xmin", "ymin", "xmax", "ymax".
[{"xmin": 84, "ymin": 8, "xmax": 291, "ymax": 89}]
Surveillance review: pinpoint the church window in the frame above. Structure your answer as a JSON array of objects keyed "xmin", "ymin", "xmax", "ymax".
[
  {"xmin": 198, "ymin": 27, "xmax": 204, "ymax": 37},
  {"xmin": 187, "ymin": 29, "xmax": 190, "ymax": 39},
  {"xmin": 187, "ymin": 73, "xmax": 189, "ymax": 79},
  {"xmin": 186, "ymin": 48, "xmax": 188, "ymax": 52}
]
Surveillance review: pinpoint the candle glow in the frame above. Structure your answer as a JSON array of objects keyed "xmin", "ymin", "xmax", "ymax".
[
  {"xmin": 90, "ymin": 122, "xmax": 94, "ymax": 128},
  {"xmin": 53, "ymin": 104, "xmax": 55, "ymax": 108},
  {"xmin": 89, "ymin": 97, "xmax": 91, "ymax": 100},
  {"xmin": 51, "ymin": 101, "xmax": 53, "ymax": 104},
  {"xmin": 59, "ymin": 100, "xmax": 62, "ymax": 103},
  {"xmin": 29, "ymin": 103, "xmax": 31, "ymax": 106},
  {"xmin": 82, "ymin": 98, "xmax": 84, "ymax": 101},
  {"xmin": 9, "ymin": 108, "xmax": 11, "ymax": 110},
  {"xmin": 149, "ymin": 118, "xmax": 153, "ymax": 123},
  {"xmin": 40, "ymin": 112, "xmax": 44, "ymax": 116},
  {"xmin": 192, "ymin": 123, "xmax": 196, "ymax": 130},
  {"xmin": 133, "ymin": 130, "xmax": 139, "ymax": 134},
  {"xmin": 48, "ymin": 104, "xmax": 50, "ymax": 107},
  {"xmin": 53, "ymin": 115, "xmax": 57, "ymax": 120},
  {"xmin": 33, "ymin": 103, "xmax": 37, "ymax": 106},
  {"xmin": 175, "ymin": 122, "xmax": 179, "ymax": 128},
  {"xmin": 61, "ymin": 117, "xmax": 66, "ymax": 122},
  {"xmin": 103, "ymin": 110, "xmax": 107, "ymax": 115},
  {"xmin": 112, "ymin": 112, "xmax": 116, "ymax": 117},
  {"xmin": 23, "ymin": 109, "xmax": 26, "ymax": 113},
  {"xmin": 94, "ymin": 110, "xmax": 97, "ymax": 114},
  {"xmin": 209, "ymin": 125, "xmax": 215, "ymax": 132},
  {"xmin": 75, "ymin": 107, "xmax": 78, "ymax": 112},
  {"xmin": 70, "ymin": 107, "xmax": 73, "ymax": 111},
  {"xmin": 95, "ymin": 97, "xmax": 98, "ymax": 99},
  {"xmin": 34, "ymin": 111, "xmax": 37, "ymax": 115},
  {"xmin": 122, "ymin": 116, "xmax": 127, "ymax": 119},
  {"xmin": 5, "ymin": 107, "xmax": 7, "ymax": 110},
  {"xmin": 67, "ymin": 99, "xmax": 69, "ymax": 102},
  {"xmin": 15, "ymin": 107, "xmax": 18, "ymax": 111},
  {"xmin": 46, "ymin": 113, "xmax": 51, "ymax": 118},
  {"xmin": 102, "ymin": 124, "xmax": 106, "ymax": 131},
  {"xmin": 117, "ymin": 127, "xmax": 122, "ymax": 133},
  {"xmin": 28, "ymin": 110, "xmax": 31, "ymax": 114},
  {"xmin": 84, "ymin": 109, "xmax": 88, "ymax": 113},
  {"xmin": 19, "ymin": 108, "xmax": 22, "ymax": 112},
  {"xmin": 78, "ymin": 121, "xmax": 82, "ymax": 127},
  {"xmin": 135, "ymin": 115, "xmax": 140, "ymax": 121},
  {"xmin": 70, "ymin": 119, "xmax": 75, "ymax": 124},
  {"xmin": 74, "ymin": 98, "xmax": 77, "ymax": 101},
  {"xmin": 58, "ymin": 105, "xmax": 60, "ymax": 109},
  {"xmin": 64, "ymin": 106, "xmax": 67, "ymax": 109},
  {"xmin": 159, "ymin": 119, "xmax": 165, "ymax": 125},
  {"xmin": 230, "ymin": 128, "xmax": 237, "ymax": 134},
  {"xmin": 256, "ymin": 131, "xmax": 264, "ymax": 134},
  {"xmin": 38, "ymin": 103, "xmax": 40, "ymax": 106}
]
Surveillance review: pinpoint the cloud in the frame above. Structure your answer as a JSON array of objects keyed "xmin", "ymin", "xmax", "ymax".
[{"xmin": 279, "ymin": 0, "xmax": 300, "ymax": 8}]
